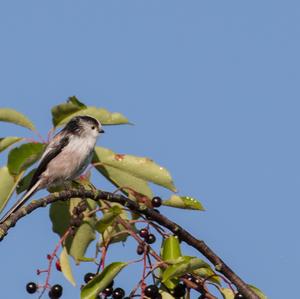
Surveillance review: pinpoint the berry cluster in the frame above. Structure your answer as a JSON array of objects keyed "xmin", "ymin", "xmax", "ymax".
[
  {"xmin": 26, "ymin": 282, "xmax": 63, "ymax": 298},
  {"xmin": 70, "ymin": 201, "xmax": 88, "ymax": 228},
  {"xmin": 84, "ymin": 274, "xmax": 127, "ymax": 299}
]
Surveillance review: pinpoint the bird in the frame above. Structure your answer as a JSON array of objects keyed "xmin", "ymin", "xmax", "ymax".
[{"xmin": 0, "ymin": 115, "xmax": 104, "ymax": 223}]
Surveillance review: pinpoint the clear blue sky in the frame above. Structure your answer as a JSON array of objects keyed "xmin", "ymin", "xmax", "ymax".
[{"xmin": 0, "ymin": 1, "xmax": 299, "ymax": 298}]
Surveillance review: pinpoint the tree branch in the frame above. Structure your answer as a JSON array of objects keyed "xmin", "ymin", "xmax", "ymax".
[{"xmin": 0, "ymin": 189, "xmax": 259, "ymax": 299}]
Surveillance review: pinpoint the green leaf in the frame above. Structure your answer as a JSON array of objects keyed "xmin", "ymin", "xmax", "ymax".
[
  {"xmin": 160, "ymin": 236, "xmax": 182, "ymax": 289},
  {"xmin": 93, "ymin": 147, "xmax": 176, "ymax": 196},
  {"xmin": 50, "ymin": 197, "xmax": 97, "ymax": 263},
  {"xmin": 0, "ymin": 137, "xmax": 23, "ymax": 153},
  {"xmin": 60, "ymin": 246, "xmax": 76, "ymax": 286},
  {"xmin": 16, "ymin": 168, "xmax": 36, "ymax": 194},
  {"xmin": 81, "ymin": 262, "xmax": 128, "ymax": 299},
  {"xmin": 220, "ymin": 288, "xmax": 235, "ymax": 299},
  {"xmin": 162, "ymin": 256, "xmax": 209, "ymax": 282},
  {"xmin": 51, "ymin": 97, "xmax": 87, "ymax": 126},
  {"xmin": 7, "ymin": 143, "xmax": 45, "ymax": 176},
  {"xmin": 193, "ymin": 267, "xmax": 221, "ymax": 285},
  {"xmin": 0, "ymin": 108, "xmax": 35, "ymax": 131},
  {"xmin": 52, "ymin": 97, "xmax": 129, "ymax": 127},
  {"xmin": 163, "ymin": 195, "xmax": 205, "ymax": 210},
  {"xmin": 95, "ymin": 206, "xmax": 122, "ymax": 234},
  {"xmin": 0, "ymin": 166, "xmax": 18, "ymax": 214},
  {"xmin": 58, "ymin": 107, "xmax": 130, "ymax": 126},
  {"xmin": 100, "ymin": 203, "xmax": 131, "ymax": 245},
  {"xmin": 248, "ymin": 285, "xmax": 267, "ymax": 299},
  {"xmin": 160, "ymin": 291, "xmax": 175, "ymax": 299},
  {"xmin": 161, "ymin": 236, "xmax": 182, "ymax": 261}
]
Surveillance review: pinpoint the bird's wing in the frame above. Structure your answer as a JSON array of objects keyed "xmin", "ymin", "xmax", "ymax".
[{"xmin": 27, "ymin": 132, "xmax": 70, "ymax": 191}]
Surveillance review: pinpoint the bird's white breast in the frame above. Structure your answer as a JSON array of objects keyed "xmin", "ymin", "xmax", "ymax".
[{"xmin": 44, "ymin": 134, "xmax": 97, "ymax": 184}]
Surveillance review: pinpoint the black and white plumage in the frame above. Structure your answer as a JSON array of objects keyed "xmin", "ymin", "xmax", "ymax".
[{"xmin": 0, "ymin": 115, "xmax": 104, "ymax": 223}]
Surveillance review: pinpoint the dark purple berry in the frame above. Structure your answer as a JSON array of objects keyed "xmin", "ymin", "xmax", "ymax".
[
  {"xmin": 112, "ymin": 287, "xmax": 125, "ymax": 299},
  {"xmin": 152, "ymin": 196, "xmax": 162, "ymax": 207},
  {"xmin": 144, "ymin": 284, "xmax": 159, "ymax": 298},
  {"xmin": 84, "ymin": 272, "xmax": 95, "ymax": 283},
  {"xmin": 137, "ymin": 244, "xmax": 144, "ymax": 255},
  {"xmin": 139, "ymin": 228, "xmax": 149, "ymax": 238},
  {"xmin": 50, "ymin": 284, "xmax": 63, "ymax": 298},
  {"xmin": 173, "ymin": 283, "xmax": 186, "ymax": 297},
  {"xmin": 234, "ymin": 294, "xmax": 244, "ymax": 299},
  {"xmin": 145, "ymin": 233, "xmax": 156, "ymax": 244},
  {"xmin": 26, "ymin": 282, "xmax": 37, "ymax": 294},
  {"xmin": 103, "ymin": 286, "xmax": 113, "ymax": 296}
]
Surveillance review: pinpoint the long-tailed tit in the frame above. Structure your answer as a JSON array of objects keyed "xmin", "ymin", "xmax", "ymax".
[{"xmin": 0, "ymin": 115, "xmax": 104, "ymax": 223}]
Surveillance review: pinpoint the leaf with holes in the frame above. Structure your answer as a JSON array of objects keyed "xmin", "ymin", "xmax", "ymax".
[
  {"xmin": 0, "ymin": 108, "xmax": 35, "ymax": 131},
  {"xmin": 163, "ymin": 195, "xmax": 205, "ymax": 210},
  {"xmin": 7, "ymin": 143, "xmax": 45, "ymax": 176},
  {"xmin": 93, "ymin": 147, "xmax": 176, "ymax": 198},
  {"xmin": 0, "ymin": 137, "xmax": 23, "ymax": 153},
  {"xmin": 81, "ymin": 262, "xmax": 128, "ymax": 299}
]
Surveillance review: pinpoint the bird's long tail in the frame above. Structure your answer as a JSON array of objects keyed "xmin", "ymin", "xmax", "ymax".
[{"xmin": 0, "ymin": 181, "xmax": 41, "ymax": 224}]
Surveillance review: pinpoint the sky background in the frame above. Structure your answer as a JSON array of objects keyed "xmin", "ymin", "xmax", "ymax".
[{"xmin": 0, "ymin": 1, "xmax": 299, "ymax": 298}]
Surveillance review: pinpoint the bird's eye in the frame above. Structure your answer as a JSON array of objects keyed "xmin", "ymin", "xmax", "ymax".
[{"xmin": 91, "ymin": 126, "xmax": 95, "ymax": 130}]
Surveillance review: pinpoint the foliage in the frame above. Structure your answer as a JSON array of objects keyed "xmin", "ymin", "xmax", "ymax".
[{"xmin": 0, "ymin": 97, "xmax": 266, "ymax": 299}]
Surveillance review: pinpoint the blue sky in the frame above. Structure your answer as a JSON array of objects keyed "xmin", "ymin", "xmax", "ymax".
[{"xmin": 0, "ymin": 1, "xmax": 299, "ymax": 298}]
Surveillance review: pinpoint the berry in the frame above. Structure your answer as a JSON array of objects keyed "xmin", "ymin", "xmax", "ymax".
[
  {"xmin": 173, "ymin": 283, "xmax": 186, "ymax": 297},
  {"xmin": 26, "ymin": 282, "xmax": 37, "ymax": 294},
  {"xmin": 84, "ymin": 272, "xmax": 95, "ymax": 283},
  {"xmin": 183, "ymin": 273, "xmax": 193, "ymax": 281},
  {"xmin": 152, "ymin": 196, "xmax": 162, "ymax": 208},
  {"xmin": 137, "ymin": 244, "xmax": 145, "ymax": 255},
  {"xmin": 103, "ymin": 286, "xmax": 113, "ymax": 296},
  {"xmin": 79, "ymin": 202, "xmax": 88, "ymax": 212},
  {"xmin": 112, "ymin": 287, "xmax": 125, "ymax": 299},
  {"xmin": 72, "ymin": 206, "xmax": 80, "ymax": 215},
  {"xmin": 234, "ymin": 294, "xmax": 244, "ymax": 299},
  {"xmin": 144, "ymin": 284, "xmax": 159, "ymax": 298},
  {"xmin": 139, "ymin": 228, "xmax": 149, "ymax": 238},
  {"xmin": 50, "ymin": 284, "xmax": 63, "ymax": 298},
  {"xmin": 47, "ymin": 254, "xmax": 52, "ymax": 260},
  {"xmin": 55, "ymin": 260, "xmax": 61, "ymax": 271},
  {"xmin": 70, "ymin": 217, "xmax": 82, "ymax": 227},
  {"xmin": 145, "ymin": 233, "xmax": 156, "ymax": 244}
]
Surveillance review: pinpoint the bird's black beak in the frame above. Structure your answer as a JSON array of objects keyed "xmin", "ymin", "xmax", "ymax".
[{"xmin": 99, "ymin": 128, "xmax": 105, "ymax": 133}]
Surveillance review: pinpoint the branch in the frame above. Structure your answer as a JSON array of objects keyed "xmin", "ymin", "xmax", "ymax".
[{"xmin": 0, "ymin": 189, "xmax": 259, "ymax": 299}]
